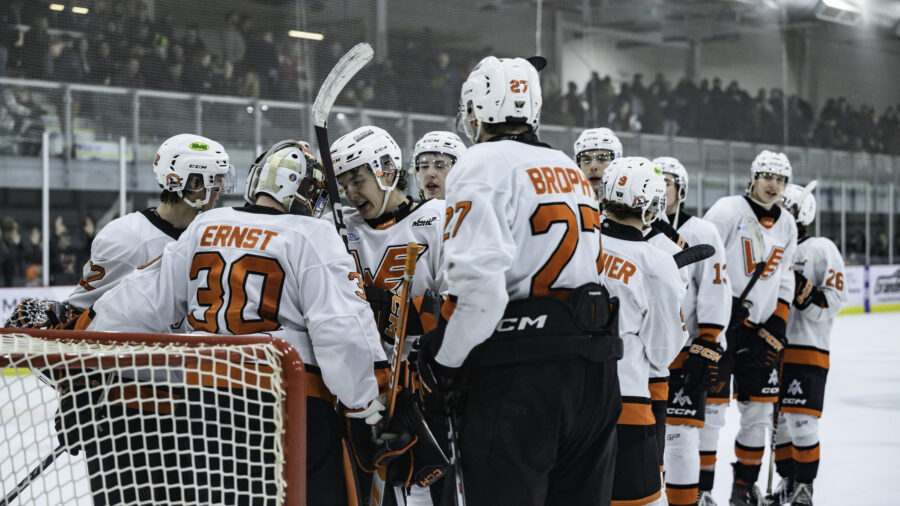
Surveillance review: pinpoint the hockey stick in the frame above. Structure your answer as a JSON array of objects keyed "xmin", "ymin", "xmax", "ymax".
[
  {"xmin": 765, "ymin": 355, "xmax": 787, "ymax": 501},
  {"xmin": 738, "ymin": 215, "xmax": 767, "ymax": 308},
  {"xmin": 446, "ymin": 409, "xmax": 467, "ymax": 506},
  {"xmin": 312, "ymin": 42, "xmax": 374, "ymax": 250},
  {"xmin": 371, "ymin": 242, "xmax": 420, "ymax": 506},
  {"xmin": 672, "ymin": 244, "xmax": 715, "ymax": 269},
  {"xmin": 1, "ymin": 443, "xmax": 66, "ymax": 506}
]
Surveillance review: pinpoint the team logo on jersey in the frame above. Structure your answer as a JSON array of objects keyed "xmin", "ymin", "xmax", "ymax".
[
  {"xmin": 190, "ymin": 142, "xmax": 209, "ymax": 151},
  {"xmin": 760, "ymin": 216, "xmax": 775, "ymax": 229},
  {"xmin": 673, "ymin": 389, "xmax": 692, "ymax": 407},
  {"xmin": 353, "ymin": 243, "xmax": 428, "ymax": 292},
  {"xmin": 787, "ymin": 379, "xmax": 803, "ymax": 396},
  {"xmin": 742, "ymin": 238, "xmax": 785, "ymax": 279},
  {"xmin": 165, "ymin": 173, "xmax": 183, "ymax": 190},
  {"xmin": 768, "ymin": 368, "xmax": 779, "ymax": 385},
  {"xmin": 348, "ymin": 232, "xmax": 360, "ymax": 242},
  {"xmin": 411, "ymin": 216, "xmax": 437, "ymax": 227}
]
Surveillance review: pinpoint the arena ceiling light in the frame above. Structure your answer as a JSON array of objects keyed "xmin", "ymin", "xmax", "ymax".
[
  {"xmin": 288, "ymin": 30, "xmax": 324, "ymax": 41},
  {"xmin": 814, "ymin": 0, "xmax": 862, "ymax": 26},
  {"xmin": 49, "ymin": 4, "xmax": 64, "ymax": 11},
  {"xmin": 72, "ymin": 6, "xmax": 89, "ymax": 14}
]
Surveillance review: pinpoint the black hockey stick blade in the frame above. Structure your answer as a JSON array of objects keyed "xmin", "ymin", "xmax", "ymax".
[
  {"xmin": 526, "ymin": 56, "xmax": 547, "ymax": 72},
  {"xmin": 672, "ymin": 244, "xmax": 715, "ymax": 269},
  {"xmin": 1, "ymin": 443, "xmax": 66, "ymax": 506}
]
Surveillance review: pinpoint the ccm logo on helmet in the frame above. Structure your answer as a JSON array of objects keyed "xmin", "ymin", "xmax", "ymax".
[{"xmin": 495, "ymin": 314, "xmax": 547, "ymax": 332}]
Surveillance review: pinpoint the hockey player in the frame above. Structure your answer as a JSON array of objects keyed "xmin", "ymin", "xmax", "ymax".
[
  {"xmin": 86, "ymin": 140, "xmax": 387, "ymax": 506},
  {"xmin": 601, "ymin": 156, "xmax": 687, "ymax": 506},
  {"xmin": 656, "ymin": 157, "xmax": 731, "ymax": 506},
  {"xmin": 702, "ymin": 150, "xmax": 797, "ymax": 505},
  {"xmin": 411, "ymin": 130, "xmax": 467, "ymax": 200},
  {"xmin": 574, "ymin": 126, "xmax": 623, "ymax": 194},
  {"xmin": 330, "ymin": 125, "xmax": 449, "ymax": 505},
  {"xmin": 416, "ymin": 56, "xmax": 622, "ymax": 505},
  {"xmin": 767, "ymin": 184, "xmax": 847, "ymax": 505}
]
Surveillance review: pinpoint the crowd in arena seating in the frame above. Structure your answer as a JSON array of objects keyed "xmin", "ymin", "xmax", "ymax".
[
  {"xmin": 0, "ymin": 215, "xmax": 96, "ymax": 287},
  {"xmin": 541, "ymin": 72, "xmax": 900, "ymax": 155},
  {"xmin": 1, "ymin": 1, "xmax": 897, "ymax": 156}
]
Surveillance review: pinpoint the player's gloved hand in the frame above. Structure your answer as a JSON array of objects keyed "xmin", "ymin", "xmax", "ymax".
[
  {"xmin": 365, "ymin": 287, "xmax": 424, "ymax": 343},
  {"xmin": 793, "ymin": 272, "xmax": 827, "ymax": 311},
  {"xmin": 737, "ymin": 315, "xmax": 787, "ymax": 368},
  {"xmin": 344, "ymin": 396, "xmax": 386, "ymax": 426},
  {"xmin": 728, "ymin": 296, "xmax": 750, "ymax": 332},
  {"xmin": 415, "ymin": 327, "xmax": 465, "ymax": 415},
  {"xmin": 680, "ymin": 337, "xmax": 724, "ymax": 395}
]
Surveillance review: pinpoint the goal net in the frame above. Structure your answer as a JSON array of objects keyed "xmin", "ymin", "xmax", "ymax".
[{"xmin": 0, "ymin": 328, "xmax": 306, "ymax": 506}]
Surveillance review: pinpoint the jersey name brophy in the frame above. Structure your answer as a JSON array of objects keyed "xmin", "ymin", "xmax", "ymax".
[
  {"xmin": 526, "ymin": 166, "xmax": 595, "ymax": 198},
  {"xmin": 199, "ymin": 225, "xmax": 279, "ymax": 251}
]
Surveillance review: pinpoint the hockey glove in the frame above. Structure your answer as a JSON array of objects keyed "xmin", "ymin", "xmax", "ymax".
[
  {"xmin": 728, "ymin": 296, "xmax": 750, "ymax": 332},
  {"xmin": 365, "ymin": 286, "xmax": 424, "ymax": 344},
  {"xmin": 737, "ymin": 314, "xmax": 787, "ymax": 368},
  {"xmin": 793, "ymin": 272, "xmax": 827, "ymax": 310},
  {"xmin": 415, "ymin": 327, "xmax": 465, "ymax": 416},
  {"xmin": 55, "ymin": 370, "xmax": 109, "ymax": 456},
  {"xmin": 680, "ymin": 338, "xmax": 724, "ymax": 395}
]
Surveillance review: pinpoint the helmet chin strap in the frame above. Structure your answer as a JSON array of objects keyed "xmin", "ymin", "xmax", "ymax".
[
  {"xmin": 179, "ymin": 188, "xmax": 210, "ymax": 213},
  {"xmin": 376, "ymin": 188, "xmax": 391, "ymax": 217}
]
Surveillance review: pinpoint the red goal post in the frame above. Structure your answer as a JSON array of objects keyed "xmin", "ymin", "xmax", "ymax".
[{"xmin": 0, "ymin": 328, "xmax": 306, "ymax": 506}]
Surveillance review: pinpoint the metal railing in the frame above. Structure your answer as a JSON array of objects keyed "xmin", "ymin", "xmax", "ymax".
[{"xmin": 1, "ymin": 77, "xmax": 898, "ymax": 267}]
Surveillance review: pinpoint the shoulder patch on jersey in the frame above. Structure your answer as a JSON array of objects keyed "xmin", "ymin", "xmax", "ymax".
[
  {"xmin": 348, "ymin": 231, "xmax": 360, "ymax": 242},
  {"xmin": 411, "ymin": 216, "xmax": 438, "ymax": 227}
]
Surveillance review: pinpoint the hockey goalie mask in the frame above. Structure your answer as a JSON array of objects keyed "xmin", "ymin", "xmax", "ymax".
[
  {"xmin": 781, "ymin": 182, "xmax": 817, "ymax": 226},
  {"xmin": 601, "ymin": 157, "xmax": 667, "ymax": 227},
  {"xmin": 457, "ymin": 56, "xmax": 542, "ymax": 143},
  {"xmin": 331, "ymin": 126, "xmax": 403, "ymax": 215},
  {"xmin": 574, "ymin": 128, "xmax": 623, "ymax": 162},
  {"xmin": 244, "ymin": 140, "xmax": 327, "ymax": 216},
  {"xmin": 154, "ymin": 133, "xmax": 235, "ymax": 210}
]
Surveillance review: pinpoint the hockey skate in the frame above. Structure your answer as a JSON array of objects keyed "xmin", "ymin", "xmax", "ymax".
[
  {"xmin": 698, "ymin": 490, "xmax": 718, "ymax": 506},
  {"xmin": 729, "ymin": 480, "xmax": 763, "ymax": 506},
  {"xmin": 789, "ymin": 483, "xmax": 813, "ymax": 505},
  {"xmin": 764, "ymin": 477, "xmax": 794, "ymax": 505}
]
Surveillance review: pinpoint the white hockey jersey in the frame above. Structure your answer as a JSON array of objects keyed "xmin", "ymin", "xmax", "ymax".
[
  {"xmin": 87, "ymin": 205, "xmax": 386, "ymax": 409},
  {"xmin": 436, "ymin": 138, "xmax": 602, "ymax": 367},
  {"xmin": 646, "ymin": 228, "xmax": 689, "ymax": 381},
  {"xmin": 703, "ymin": 196, "xmax": 797, "ymax": 324},
  {"xmin": 601, "ymin": 220, "xmax": 687, "ymax": 417},
  {"xmin": 68, "ymin": 209, "xmax": 183, "ymax": 311},
  {"xmin": 342, "ymin": 198, "xmax": 447, "ymax": 300},
  {"xmin": 786, "ymin": 236, "xmax": 847, "ymax": 353},
  {"xmin": 671, "ymin": 212, "xmax": 731, "ymax": 345}
]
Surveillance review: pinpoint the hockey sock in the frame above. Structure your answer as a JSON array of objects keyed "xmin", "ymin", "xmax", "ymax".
[
  {"xmin": 733, "ymin": 440, "xmax": 764, "ymax": 484},
  {"xmin": 774, "ymin": 443, "xmax": 795, "ymax": 479},
  {"xmin": 664, "ymin": 425, "xmax": 699, "ymax": 505},
  {"xmin": 792, "ymin": 441, "xmax": 820, "ymax": 483},
  {"xmin": 699, "ymin": 469, "xmax": 715, "ymax": 492}
]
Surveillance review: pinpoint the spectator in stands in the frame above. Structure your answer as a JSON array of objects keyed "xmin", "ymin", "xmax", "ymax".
[
  {"xmin": 563, "ymin": 81, "xmax": 584, "ymax": 127},
  {"xmin": 22, "ymin": 16, "xmax": 50, "ymax": 80},
  {"xmin": 52, "ymin": 37, "xmax": 85, "ymax": 83},
  {"xmin": 0, "ymin": 2, "xmax": 18, "ymax": 77},
  {"xmin": 584, "ymin": 72, "xmax": 613, "ymax": 127},
  {"xmin": 223, "ymin": 11, "xmax": 245, "ymax": 70},
  {"xmin": 114, "ymin": 57, "xmax": 144, "ymax": 90},
  {"xmin": 50, "ymin": 231, "xmax": 79, "ymax": 285},
  {"xmin": 0, "ymin": 217, "xmax": 24, "ymax": 286},
  {"xmin": 872, "ymin": 232, "xmax": 889, "ymax": 263},
  {"xmin": 183, "ymin": 25, "xmax": 205, "ymax": 67},
  {"xmin": 0, "ymin": 84, "xmax": 44, "ymax": 156}
]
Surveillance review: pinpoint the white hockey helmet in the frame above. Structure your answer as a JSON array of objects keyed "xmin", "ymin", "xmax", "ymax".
[
  {"xmin": 654, "ymin": 156, "xmax": 689, "ymax": 203},
  {"xmin": 574, "ymin": 128, "xmax": 623, "ymax": 161},
  {"xmin": 244, "ymin": 140, "xmax": 327, "ymax": 216},
  {"xmin": 411, "ymin": 131, "xmax": 467, "ymax": 170},
  {"xmin": 750, "ymin": 150, "xmax": 792, "ymax": 184},
  {"xmin": 457, "ymin": 56, "xmax": 542, "ymax": 143},
  {"xmin": 153, "ymin": 133, "xmax": 235, "ymax": 210},
  {"xmin": 601, "ymin": 156, "xmax": 667, "ymax": 227},
  {"xmin": 331, "ymin": 125, "xmax": 402, "ymax": 189},
  {"xmin": 781, "ymin": 182, "xmax": 816, "ymax": 226}
]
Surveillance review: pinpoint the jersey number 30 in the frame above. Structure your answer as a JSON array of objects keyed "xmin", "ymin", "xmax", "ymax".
[{"xmin": 188, "ymin": 252, "xmax": 285, "ymax": 334}]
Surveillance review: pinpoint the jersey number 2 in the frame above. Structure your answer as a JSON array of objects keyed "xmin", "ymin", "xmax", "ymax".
[
  {"xmin": 188, "ymin": 252, "xmax": 285, "ymax": 334},
  {"xmin": 530, "ymin": 203, "xmax": 600, "ymax": 299}
]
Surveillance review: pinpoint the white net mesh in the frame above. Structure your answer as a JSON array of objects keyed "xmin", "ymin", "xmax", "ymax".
[{"xmin": 0, "ymin": 332, "xmax": 298, "ymax": 506}]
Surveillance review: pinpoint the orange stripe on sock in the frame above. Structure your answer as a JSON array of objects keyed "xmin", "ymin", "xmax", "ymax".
[
  {"xmin": 748, "ymin": 395, "xmax": 778, "ymax": 403},
  {"xmin": 735, "ymin": 444, "xmax": 764, "ymax": 465},
  {"xmin": 700, "ymin": 452, "xmax": 717, "ymax": 468},
  {"xmin": 612, "ymin": 489, "xmax": 663, "ymax": 506},
  {"xmin": 666, "ymin": 485, "xmax": 700, "ymax": 505},
  {"xmin": 775, "ymin": 444, "xmax": 792, "ymax": 462},
  {"xmin": 649, "ymin": 378, "xmax": 669, "ymax": 401},
  {"xmin": 706, "ymin": 397, "xmax": 730, "ymax": 404},
  {"xmin": 793, "ymin": 443, "xmax": 820, "ymax": 463},
  {"xmin": 618, "ymin": 401, "xmax": 655, "ymax": 426}
]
